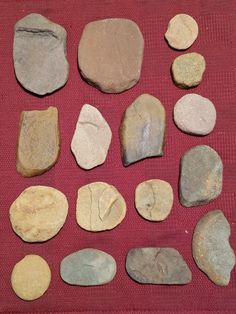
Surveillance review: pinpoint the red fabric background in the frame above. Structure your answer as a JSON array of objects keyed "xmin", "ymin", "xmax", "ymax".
[{"xmin": 0, "ymin": 0, "xmax": 236, "ymax": 313}]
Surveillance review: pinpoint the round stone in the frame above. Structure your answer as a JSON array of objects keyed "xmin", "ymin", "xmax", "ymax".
[
  {"xmin": 11, "ymin": 255, "xmax": 51, "ymax": 300},
  {"xmin": 135, "ymin": 179, "xmax": 173, "ymax": 221},
  {"xmin": 174, "ymin": 94, "xmax": 217, "ymax": 135},
  {"xmin": 10, "ymin": 186, "xmax": 68, "ymax": 242}
]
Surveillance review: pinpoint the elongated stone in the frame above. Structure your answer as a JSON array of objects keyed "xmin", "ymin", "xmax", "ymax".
[
  {"xmin": 120, "ymin": 94, "xmax": 166, "ymax": 166},
  {"xmin": 60, "ymin": 249, "xmax": 116, "ymax": 286}
]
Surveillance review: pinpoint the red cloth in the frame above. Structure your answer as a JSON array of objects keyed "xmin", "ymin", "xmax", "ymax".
[{"xmin": 0, "ymin": 0, "xmax": 236, "ymax": 313}]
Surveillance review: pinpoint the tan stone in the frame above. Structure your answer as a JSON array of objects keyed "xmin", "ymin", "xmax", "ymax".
[
  {"xmin": 71, "ymin": 104, "xmax": 112, "ymax": 169},
  {"xmin": 76, "ymin": 182, "xmax": 126, "ymax": 231},
  {"xmin": 10, "ymin": 186, "xmax": 68, "ymax": 242},
  {"xmin": 17, "ymin": 106, "xmax": 60, "ymax": 177}
]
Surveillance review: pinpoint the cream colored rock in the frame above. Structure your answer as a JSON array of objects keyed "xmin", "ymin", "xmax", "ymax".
[
  {"xmin": 10, "ymin": 186, "xmax": 68, "ymax": 242},
  {"xmin": 76, "ymin": 182, "xmax": 126, "ymax": 231},
  {"xmin": 71, "ymin": 104, "xmax": 112, "ymax": 169}
]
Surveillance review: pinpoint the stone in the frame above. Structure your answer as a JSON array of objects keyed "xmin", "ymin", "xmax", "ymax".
[
  {"xmin": 10, "ymin": 186, "xmax": 68, "ymax": 242},
  {"xmin": 179, "ymin": 145, "xmax": 223, "ymax": 207},
  {"xmin": 165, "ymin": 14, "xmax": 199, "ymax": 50},
  {"xmin": 120, "ymin": 94, "xmax": 166, "ymax": 166},
  {"xmin": 174, "ymin": 94, "xmax": 216, "ymax": 135},
  {"xmin": 17, "ymin": 106, "xmax": 60, "ymax": 177},
  {"xmin": 78, "ymin": 18, "xmax": 144, "ymax": 93},
  {"xmin": 193, "ymin": 210, "xmax": 235, "ymax": 286},
  {"xmin": 11, "ymin": 255, "xmax": 51, "ymax": 301},
  {"xmin": 126, "ymin": 248, "xmax": 192, "ymax": 285},
  {"xmin": 76, "ymin": 182, "xmax": 126, "ymax": 231},
  {"xmin": 71, "ymin": 104, "xmax": 112, "ymax": 170},
  {"xmin": 135, "ymin": 179, "xmax": 173, "ymax": 221},
  {"xmin": 13, "ymin": 13, "xmax": 69, "ymax": 95},
  {"xmin": 60, "ymin": 249, "xmax": 116, "ymax": 286},
  {"xmin": 172, "ymin": 52, "xmax": 206, "ymax": 88}
]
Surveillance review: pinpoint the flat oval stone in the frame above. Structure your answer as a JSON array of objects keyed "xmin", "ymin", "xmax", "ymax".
[
  {"xmin": 13, "ymin": 13, "xmax": 69, "ymax": 95},
  {"xmin": 10, "ymin": 186, "xmax": 68, "ymax": 242},
  {"xmin": 17, "ymin": 106, "xmax": 60, "ymax": 177},
  {"xmin": 76, "ymin": 182, "xmax": 126, "ymax": 232},
  {"xmin": 126, "ymin": 248, "xmax": 192, "ymax": 285},
  {"xmin": 78, "ymin": 18, "xmax": 144, "ymax": 93},
  {"xmin": 174, "ymin": 94, "xmax": 217, "ymax": 135},
  {"xmin": 60, "ymin": 249, "xmax": 117, "ymax": 286},
  {"xmin": 135, "ymin": 179, "xmax": 173, "ymax": 221},
  {"xmin": 179, "ymin": 145, "xmax": 223, "ymax": 207},
  {"xmin": 193, "ymin": 210, "xmax": 235, "ymax": 286},
  {"xmin": 71, "ymin": 104, "xmax": 112, "ymax": 169},
  {"xmin": 172, "ymin": 52, "xmax": 206, "ymax": 88},
  {"xmin": 120, "ymin": 94, "xmax": 166, "ymax": 166}
]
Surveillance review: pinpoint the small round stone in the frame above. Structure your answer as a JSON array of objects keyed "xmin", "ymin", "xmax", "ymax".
[
  {"xmin": 174, "ymin": 94, "xmax": 217, "ymax": 135},
  {"xmin": 165, "ymin": 14, "xmax": 199, "ymax": 50},
  {"xmin": 135, "ymin": 179, "xmax": 173, "ymax": 221},
  {"xmin": 11, "ymin": 255, "xmax": 51, "ymax": 301}
]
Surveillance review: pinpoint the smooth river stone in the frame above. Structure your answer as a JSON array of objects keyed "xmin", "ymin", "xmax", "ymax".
[
  {"xmin": 13, "ymin": 13, "xmax": 69, "ymax": 95},
  {"xmin": 71, "ymin": 104, "xmax": 112, "ymax": 169},
  {"xmin": 17, "ymin": 106, "xmax": 60, "ymax": 177},
  {"xmin": 193, "ymin": 210, "xmax": 235, "ymax": 286},
  {"xmin": 135, "ymin": 179, "xmax": 173, "ymax": 221},
  {"xmin": 174, "ymin": 94, "xmax": 217, "ymax": 135},
  {"xmin": 60, "ymin": 249, "xmax": 117, "ymax": 286},
  {"xmin": 179, "ymin": 145, "xmax": 223, "ymax": 207},
  {"xmin": 126, "ymin": 248, "xmax": 192, "ymax": 285},
  {"xmin": 120, "ymin": 94, "xmax": 166, "ymax": 166},
  {"xmin": 78, "ymin": 18, "xmax": 144, "ymax": 93},
  {"xmin": 10, "ymin": 186, "xmax": 68, "ymax": 242},
  {"xmin": 76, "ymin": 182, "xmax": 126, "ymax": 232}
]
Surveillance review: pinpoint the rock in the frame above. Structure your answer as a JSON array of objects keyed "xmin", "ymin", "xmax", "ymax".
[
  {"xmin": 10, "ymin": 186, "xmax": 68, "ymax": 242},
  {"xmin": 71, "ymin": 104, "xmax": 112, "ymax": 169},
  {"xmin": 13, "ymin": 13, "xmax": 69, "ymax": 95},
  {"xmin": 76, "ymin": 182, "xmax": 126, "ymax": 231},
  {"xmin": 135, "ymin": 179, "xmax": 173, "ymax": 221},
  {"xmin": 60, "ymin": 249, "xmax": 116, "ymax": 286},
  {"xmin": 165, "ymin": 14, "xmax": 199, "ymax": 50},
  {"xmin": 172, "ymin": 53, "xmax": 206, "ymax": 88},
  {"xmin": 78, "ymin": 18, "xmax": 144, "ymax": 93},
  {"xmin": 179, "ymin": 145, "xmax": 223, "ymax": 207},
  {"xmin": 17, "ymin": 106, "xmax": 60, "ymax": 177},
  {"xmin": 193, "ymin": 210, "xmax": 235, "ymax": 286},
  {"xmin": 174, "ymin": 94, "xmax": 216, "ymax": 135},
  {"xmin": 11, "ymin": 255, "xmax": 51, "ymax": 301},
  {"xmin": 126, "ymin": 248, "xmax": 192, "ymax": 284},
  {"xmin": 120, "ymin": 94, "xmax": 166, "ymax": 166}
]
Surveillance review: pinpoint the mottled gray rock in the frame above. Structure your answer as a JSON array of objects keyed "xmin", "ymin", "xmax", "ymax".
[
  {"xmin": 180, "ymin": 145, "xmax": 223, "ymax": 207},
  {"xmin": 126, "ymin": 248, "xmax": 192, "ymax": 285},
  {"xmin": 60, "ymin": 249, "xmax": 117, "ymax": 286}
]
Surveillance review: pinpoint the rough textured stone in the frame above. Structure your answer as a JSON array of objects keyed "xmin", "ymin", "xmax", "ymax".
[
  {"xmin": 71, "ymin": 104, "xmax": 112, "ymax": 170},
  {"xmin": 10, "ymin": 186, "xmax": 68, "ymax": 242},
  {"xmin": 120, "ymin": 94, "xmax": 166, "ymax": 166},
  {"xmin": 78, "ymin": 18, "xmax": 144, "ymax": 93},
  {"xmin": 174, "ymin": 94, "xmax": 216, "ymax": 135},
  {"xmin": 17, "ymin": 106, "xmax": 60, "ymax": 177},
  {"xmin": 135, "ymin": 179, "xmax": 173, "ymax": 221},
  {"xmin": 165, "ymin": 14, "xmax": 199, "ymax": 50},
  {"xmin": 11, "ymin": 255, "xmax": 51, "ymax": 301},
  {"xmin": 61, "ymin": 249, "xmax": 116, "ymax": 286},
  {"xmin": 13, "ymin": 13, "xmax": 69, "ymax": 95},
  {"xmin": 126, "ymin": 248, "xmax": 192, "ymax": 285},
  {"xmin": 76, "ymin": 182, "xmax": 126, "ymax": 232},
  {"xmin": 180, "ymin": 145, "xmax": 223, "ymax": 207},
  {"xmin": 193, "ymin": 210, "xmax": 235, "ymax": 286},
  {"xmin": 172, "ymin": 52, "xmax": 206, "ymax": 88}
]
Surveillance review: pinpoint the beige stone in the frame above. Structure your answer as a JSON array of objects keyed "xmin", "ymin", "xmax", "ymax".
[
  {"xmin": 71, "ymin": 104, "xmax": 112, "ymax": 169},
  {"xmin": 10, "ymin": 186, "xmax": 68, "ymax": 242},
  {"xmin": 76, "ymin": 182, "xmax": 126, "ymax": 231}
]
